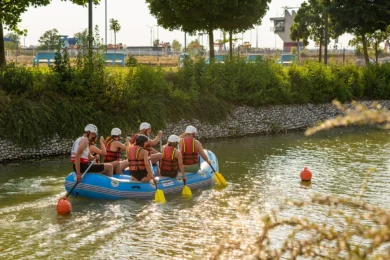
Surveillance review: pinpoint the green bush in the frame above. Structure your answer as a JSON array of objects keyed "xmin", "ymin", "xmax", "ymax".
[
  {"xmin": 1, "ymin": 57, "xmax": 390, "ymax": 146},
  {"xmin": 126, "ymin": 55, "xmax": 138, "ymax": 67}
]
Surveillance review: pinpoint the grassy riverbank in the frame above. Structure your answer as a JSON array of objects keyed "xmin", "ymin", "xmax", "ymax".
[{"xmin": 1, "ymin": 59, "xmax": 390, "ymax": 147}]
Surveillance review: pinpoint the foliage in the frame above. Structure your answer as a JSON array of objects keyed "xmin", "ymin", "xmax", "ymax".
[
  {"xmin": 2, "ymin": 58, "xmax": 390, "ymax": 146},
  {"xmin": 125, "ymin": 55, "xmax": 138, "ymax": 67},
  {"xmin": 349, "ymin": 27, "xmax": 390, "ymax": 63},
  {"xmin": 5, "ymin": 32, "xmax": 20, "ymax": 43},
  {"xmin": 171, "ymin": 39, "xmax": 182, "ymax": 52},
  {"xmin": 218, "ymin": 0, "xmax": 271, "ymax": 58},
  {"xmin": 146, "ymin": 0, "xmax": 270, "ymax": 59},
  {"xmin": 0, "ymin": 0, "xmax": 100, "ymax": 66},
  {"xmin": 37, "ymin": 28, "xmax": 60, "ymax": 50},
  {"xmin": 291, "ymin": 0, "xmax": 336, "ymax": 63},
  {"xmin": 329, "ymin": 0, "xmax": 390, "ymax": 65},
  {"xmin": 109, "ymin": 18, "xmax": 121, "ymax": 50}
]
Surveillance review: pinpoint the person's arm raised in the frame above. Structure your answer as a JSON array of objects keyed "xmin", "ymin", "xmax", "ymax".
[{"xmin": 149, "ymin": 130, "xmax": 163, "ymax": 146}]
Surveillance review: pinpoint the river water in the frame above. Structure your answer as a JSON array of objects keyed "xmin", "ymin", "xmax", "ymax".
[{"xmin": 0, "ymin": 127, "xmax": 389, "ymax": 259}]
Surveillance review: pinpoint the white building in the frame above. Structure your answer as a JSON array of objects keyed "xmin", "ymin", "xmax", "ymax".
[{"xmin": 270, "ymin": 9, "xmax": 302, "ymax": 52}]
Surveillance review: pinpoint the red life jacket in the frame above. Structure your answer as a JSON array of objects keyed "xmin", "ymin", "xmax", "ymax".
[
  {"xmin": 180, "ymin": 137, "xmax": 199, "ymax": 165},
  {"xmin": 128, "ymin": 146, "xmax": 146, "ymax": 171},
  {"xmin": 104, "ymin": 138, "xmax": 122, "ymax": 162},
  {"xmin": 160, "ymin": 146, "xmax": 179, "ymax": 172}
]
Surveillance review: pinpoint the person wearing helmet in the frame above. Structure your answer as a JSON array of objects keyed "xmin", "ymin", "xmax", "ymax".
[
  {"xmin": 71, "ymin": 124, "xmax": 114, "ymax": 182},
  {"xmin": 130, "ymin": 122, "xmax": 162, "ymax": 147},
  {"xmin": 130, "ymin": 122, "xmax": 163, "ymax": 166},
  {"xmin": 127, "ymin": 134, "xmax": 155, "ymax": 182},
  {"xmin": 159, "ymin": 135, "xmax": 186, "ymax": 180},
  {"xmin": 179, "ymin": 125, "xmax": 210, "ymax": 172},
  {"xmin": 104, "ymin": 127, "xmax": 130, "ymax": 163}
]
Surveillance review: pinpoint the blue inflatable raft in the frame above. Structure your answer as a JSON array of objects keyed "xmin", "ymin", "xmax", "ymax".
[{"xmin": 64, "ymin": 150, "xmax": 219, "ymax": 200}]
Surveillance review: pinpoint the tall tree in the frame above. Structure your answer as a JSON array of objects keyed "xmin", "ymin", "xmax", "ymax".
[
  {"xmin": 328, "ymin": 0, "xmax": 390, "ymax": 65},
  {"xmin": 5, "ymin": 32, "xmax": 20, "ymax": 43},
  {"xmin": 147, "ymin": 0, "xmax": 229, "ymax": 59},
  {"xmin": 349, "ymin": 27, "xmax": 390, "ymax": 63},
  {"xmin": 109, "ymin": 18, "xmax": 120, "ymax": 62},
  {"xmin": 290, "ymin": 0, "xmax": 331, "ymax": 62},
  {"xmin": 219, "ymin": 0, "xmax": 271, "ymax": 59},
  {"xmin": 171, "ymin": 39, "xmax": 182, "ymax": 52},
  {"xmin": 37, "ymin": 28, "xmax": 60, "ymax": 50},
  {"xmin": 0, "ymin": 0, "xmax": 99, "ymax": 66}
]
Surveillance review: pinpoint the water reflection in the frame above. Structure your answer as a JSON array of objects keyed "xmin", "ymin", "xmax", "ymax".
[{"xmin": 0, "ymin": 127, "xmax": 389, "ymax": 258}]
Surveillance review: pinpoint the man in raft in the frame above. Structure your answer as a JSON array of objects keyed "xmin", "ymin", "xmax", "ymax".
[
  {"xmin": 159, "ymin": 134, "xmax": 186, "ymax": 181},
  {"xmin": 71, "ymin": 124, "xmax": 115, "ymax": 183},
  {"xmin": 179, "ymin": 125, "xmax": 211, "ymax": 172}
]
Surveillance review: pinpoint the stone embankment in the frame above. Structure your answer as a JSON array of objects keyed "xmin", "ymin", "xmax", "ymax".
[{"xmin": 1, "ymin": 101, "xmax": 389, "ymax": 163}]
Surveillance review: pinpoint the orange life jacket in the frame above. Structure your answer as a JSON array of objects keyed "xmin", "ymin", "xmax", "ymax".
[
  {"xmin": 104, "ymin": 137, "xmax": 122, "ymax": 162},
  {"xmin": 180, "ymin": 137, "xmax": 199, "ymax": 165},
  {"xmin": 128, "ymin": 146, "xmax": 146, "ymax": 171},
  {"xmin": 160, "ymin": 145, "xmax": 179, "ymax": 172}
]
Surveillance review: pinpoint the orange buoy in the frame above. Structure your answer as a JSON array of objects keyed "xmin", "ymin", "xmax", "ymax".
[
  {"xmin": 300, "ymin": 167, "xmax": 312, "ymax": 181},
  {"xmin": 57, "ymin": 197, "xmax": 72, "ymax": 215}
]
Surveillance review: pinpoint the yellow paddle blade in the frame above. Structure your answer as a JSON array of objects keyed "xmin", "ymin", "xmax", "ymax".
[
  {"xmin": 215, "ymin": 172, "xmax": 227, "ymax": 186},
  {"xmin": 182, "ymin": 185, "xmax": 192, "ymax": 197},
  {"xmin": 155, "ymin": 189, "xmax": 166, "ymax": 204},
  {"xmin": 214, "ymin": 172, "xmax": 222, "ymax": 185}
]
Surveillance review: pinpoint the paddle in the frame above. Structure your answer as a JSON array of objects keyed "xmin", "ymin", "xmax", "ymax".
[
  {"xmin": 150, "ymin": 160, "xmax": 166, "ymax": 203},
  {"xmin": 208, "ymin": 162, "xmax": 227, "ymax": 187},
  {"xmin": 182, "ymin": 178, "xmax": 192, "ymax": 197},
  {"xmin": 56, "ymin": 159, "xmax": 97, "ymax": 214}
]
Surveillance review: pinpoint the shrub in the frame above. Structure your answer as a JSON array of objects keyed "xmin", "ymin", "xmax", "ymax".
[{"xmin": 126, "ymin": 55, "xmax": 138, "ymax": 67}]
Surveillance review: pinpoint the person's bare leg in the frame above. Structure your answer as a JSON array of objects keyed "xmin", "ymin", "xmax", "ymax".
[
  {"xmin": 149, "ymin": 153, "xmax": 162, "ymax": 164},
  {"xmin": 103, "ymin": 164, "xmax": 113, "ymax": 176},
  {"xmin": 119, "ymin": 160, "xmax": 129, "ymax": 172},
  {"xmin": 109, "ymin": 161, "xmax": 122, "ymax": 175}
]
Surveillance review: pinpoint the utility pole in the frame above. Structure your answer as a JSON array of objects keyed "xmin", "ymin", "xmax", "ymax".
[
  {"xmin": 88, "ymin": 0, "xmax": 93, "ymax": 62},
  {"xmin": 324, "ymin": 5, "xmax": 329, "ymax": 65},
  {"xmin": 184, "ymin": 32, "xmax": 187, "ymax": 53},
  {"xmin": 146, "ymin": 26, "xmax": 153, "ymax": 46},
  {"xmin": 105, "ymin": 0, "xmax": 107, "ymax": 52}
]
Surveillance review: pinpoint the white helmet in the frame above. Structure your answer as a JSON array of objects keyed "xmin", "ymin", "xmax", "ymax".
[
  {"xmin": 168, "ymin": 134, "xmax": 180, "ymax": 143},
  {"xmin": 185, "ymin": 125, "xmax": 197, "ymax": 134},
  {"xmin": 111, "ymin": 127, "xmax": 121, "ymax": 136},
  {"xmin": 139, "ymin": 122, "xmax": 151, "ymax": 131},
  {"xmin": 84, "ymin": 124, "xmax": 98, "ymax": 134}
]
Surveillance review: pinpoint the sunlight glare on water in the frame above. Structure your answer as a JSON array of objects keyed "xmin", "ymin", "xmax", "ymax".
[{"xmin": 0, "ymin": 127, "xmax": 389, "ymax": 258}]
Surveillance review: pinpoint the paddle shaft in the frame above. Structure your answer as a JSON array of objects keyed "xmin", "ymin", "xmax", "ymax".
[
  {"xmin": 208, "ymin": 162, "xmax": 217, "ymax": 173},
  {"xmin": 149, "ymin": 160, "xmax": 157, "ymax": 190},
  {"xmin": 66, "ymin": 159, "xmax": 96, "ymax": 197}
]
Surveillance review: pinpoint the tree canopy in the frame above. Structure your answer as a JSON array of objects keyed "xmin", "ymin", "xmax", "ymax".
[
  {"xmin": 328, "ymin": 0, "xmax": 390, "ymax": 64},
  {"xmin": 0, "ymin": 0, "xmax": 100, "ymax": 66},
  {"xmin": 290, "ymin": 0, "xmax": 336, "ymax": 62},
  {"xmin": 37, "ymin": 28, "xmax": 60, "ymax": 50},
  {"xmin": 146, "ymin": 0, "xmax": 270, "ymax": 59}
]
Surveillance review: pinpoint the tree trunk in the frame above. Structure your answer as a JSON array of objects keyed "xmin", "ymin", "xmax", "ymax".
[
  {"xmin": 0, "ymin": 22, "xmax": 6, "ymax": 66},
  {"xmin": 208, "ymin": 27, "xmax": 214, "ymax": 59},
  {"xmin": 375, "ymin": 42, "xmax": 379, "ymax": 64},
  {"xmin": 229, "ymin": 30, "xmax": 233, "ymax": 60},
  {"xmin": 361, "ymin": 33, "xmax": 369, "ymax": 65},
  {"xmin": 114, "ymin": 32, "xmax": 116, "ymax": 66},
  {"xmin": 319, "ymin": 41, "xmax": 322, "ymax": 63}
]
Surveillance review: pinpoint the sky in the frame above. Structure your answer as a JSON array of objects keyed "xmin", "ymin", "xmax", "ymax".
[{"xmin": 10, "ymin": 0, "xmax": 354, "ymax": 49}]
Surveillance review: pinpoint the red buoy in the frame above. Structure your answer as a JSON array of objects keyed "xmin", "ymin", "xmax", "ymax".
[
  {"xmin": 57, "ymin": 197, "xmax": 72, "ymax": 215},
  {"xmin": 300, "ymin": 167, "xmax": 312, "ymax": 181}
]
